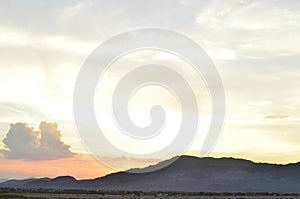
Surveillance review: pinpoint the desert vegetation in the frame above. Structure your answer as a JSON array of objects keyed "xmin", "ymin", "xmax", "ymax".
[{"xmin": 0, "ymin": 188, "xmax": 299, "ymax": 199}]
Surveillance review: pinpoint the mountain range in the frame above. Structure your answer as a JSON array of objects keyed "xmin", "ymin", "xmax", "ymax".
[{"xmin": 1, "ymin": 155, "xmax": 300, "ymax": 193}]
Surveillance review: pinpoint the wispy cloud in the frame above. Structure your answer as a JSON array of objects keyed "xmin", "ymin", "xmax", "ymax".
[{"xmin": 264, "ymin": 115, "xmax": 289, "ymax": 119}]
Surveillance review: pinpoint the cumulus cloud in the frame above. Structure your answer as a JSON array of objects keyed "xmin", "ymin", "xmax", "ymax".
[{"xmin": 0, "ymin": 122, "xmax": 74, "ymax": 160}]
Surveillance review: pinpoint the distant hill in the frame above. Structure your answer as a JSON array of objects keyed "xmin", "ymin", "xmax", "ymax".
[
  {"xmin": 0, "ymin": 179, "xmax": 8, "ymax": 183},
  {"xmin": 1, "ymin": 155, "xmax": 300, "ymax": 193}
]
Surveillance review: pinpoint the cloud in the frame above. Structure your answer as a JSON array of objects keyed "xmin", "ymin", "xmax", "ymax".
[
  {"xmin": 0, "ymin": 102, "xmax": 47, "ymax": 123},
  {"xmin": 264, "ymin": 115, "xmax": 289, "ymax": 119},
  {"xmin": 0, "ymin": 122, "xmax": 74, "ymax": 160},
  {"xmin": 101, "ymin": 155, "xmax": 161, "ymax": 163}
]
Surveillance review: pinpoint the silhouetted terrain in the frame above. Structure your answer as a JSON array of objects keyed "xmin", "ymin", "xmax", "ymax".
[{"xmin": 1, "ymin": 155, "xmax": 300, "ymax": 193}]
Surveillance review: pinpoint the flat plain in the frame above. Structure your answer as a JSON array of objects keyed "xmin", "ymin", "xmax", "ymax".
[{"xmin": 1, "ymin": 192, "xmax": 300, "ymax": 199}]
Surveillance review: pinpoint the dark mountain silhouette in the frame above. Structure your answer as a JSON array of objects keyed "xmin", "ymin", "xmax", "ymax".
[{"xmin": 1, "ymin": 155, "xmax": 300, "ymax": 193}]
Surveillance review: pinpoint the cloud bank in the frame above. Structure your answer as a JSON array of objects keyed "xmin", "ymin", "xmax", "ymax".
[{"xmin": 1, "ymin": 122, "xmax": 74, "ymax": 160}]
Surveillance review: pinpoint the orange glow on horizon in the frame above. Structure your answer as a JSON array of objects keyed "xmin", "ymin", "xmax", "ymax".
[{"xmin": 0, "ymin": 154, "xmax": 115, "ymax": 180}]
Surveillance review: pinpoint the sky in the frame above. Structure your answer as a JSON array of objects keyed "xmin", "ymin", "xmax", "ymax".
[{"xmin": 0, "ymin": 0, "xmax": 300, "ymax": 179}]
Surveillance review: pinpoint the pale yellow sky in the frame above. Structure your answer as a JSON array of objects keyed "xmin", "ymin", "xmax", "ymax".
[{"xmin": 0, "ymin": 0, "xmax": 300, "ymax": 178}]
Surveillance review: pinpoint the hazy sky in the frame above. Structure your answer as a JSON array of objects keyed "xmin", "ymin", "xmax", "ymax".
[{"xmin": 0, "ymin": 0, "xmax": 300, "ymax": 179}]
